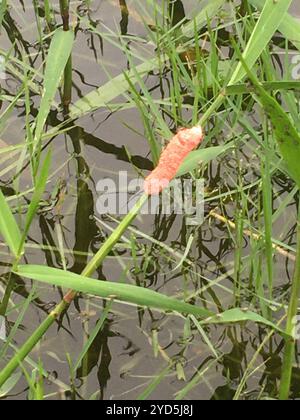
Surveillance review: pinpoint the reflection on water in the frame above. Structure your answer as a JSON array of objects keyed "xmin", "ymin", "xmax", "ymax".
[{"xmin": 0, "ymin": 0, "xmax": 300, "ymax": 400}]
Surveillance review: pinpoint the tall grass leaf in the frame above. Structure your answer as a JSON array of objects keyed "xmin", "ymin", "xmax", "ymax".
[
  {"xmin": 34, "ymin": 29, "xmax": 74, "ymax": 144},
  {"xmin": 18, "ymin": 151, "xmax": 52, "ymax": 254},
  {"xmin": 15, "ymin": 265, "xmax": 213, "ymax": 319},
  {"xmin": 0, "ymin": 90, "xmax": 24, "ymax": 134},
  {"xmin": 249, "ymin": 0, "xmax": 300, "ymax": 52},
  {"xmin": 0, "ymin": 189, "xmax": 22, "ymax": 258},
  {"xmin": 229, "ymin": 0, "xmax": 293, "ymax": 85},
  {"xmin": 0, "ymin": 0, "xmax": 6, "ymax": 29},
  {"xmin": 236, "ymin": 46, "xmax": 300, "ymax": 188},
  {"xmin": 176, "ymin": 143, "xmax": 234, "ymax": 177},
  {"xmin": 0, "ymin": 372, "xmax": 22, "ymax": 398},
  {"xmin": 0, "ymin": 52, "xmax": 41, "ymax": 95},
  {"xmin": 226, "ymin": 81, "xmax": 300, "ymax": 95},
  {"xmin": 201, "ymin": 308, "xmax": 288, "ymax": 338}
]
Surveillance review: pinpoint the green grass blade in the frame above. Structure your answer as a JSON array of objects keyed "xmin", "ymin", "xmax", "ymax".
[
  {"xmin": 137, "ymin": 364, "xmax": 172, "ymax": 400},
  {"xmin": 0, "ymin": 189, "xmax": 22, "ymax": 258},
  {"xmin": 236, "ymin": 46, "xmax": 300, "ymax": 188},
  {"xmin": 0, "ymin": 372, "xmax": 22, "ymax": 398},
  {"xmin": 229, "ymin": 0, "xmax": 293, "ymax": 85},
  {"xmin": 34, "ymin": 28, "xmax": 74, "ymax": 146},
  {"xmin": 72, "ymin": 302, "xmax": 112, "ymax": 374},
  {"xmin": 18, "ymin": 151, "xmax": 52, "ymax": 255},
  {"xmin": 201, "ymin": 308, "xmax": 288, "ymax": 338},
  {"xmin": 15, "ymin": 265, "xmax": 213, "ymax": 319},
  {"xmin": 175, "ymin": 358, "xmax": 220, "ymax": 400},
  {"xmin": 0, "ymin": 0, "xmax": 6, "ymax": 29},
  {"xmin": 176, "ymin": 143, "xmax": 234, "ymax": 177},
  {"xmin": 249, "ymin": 0, "xmax": 300, "ymax": 52},
  {"xmin": 226, "ymin": 81, "xmax": 300, "ymax": 95}
]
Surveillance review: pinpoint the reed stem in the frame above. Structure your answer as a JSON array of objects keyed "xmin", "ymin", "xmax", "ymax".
[
  {"xmin": 279, "ymin": 203, "xmax": 300, "ymax": 400},
  {"xmin": 59, "ymin": 0, "xmax": 70, "ymax": 31},
  {"xmin": 44, "ymin": 0, "xmax": 54, "ymax": 30},
  {"xmin": 59, "ymin": 0, "xmax": 72, "ymax": 109}
]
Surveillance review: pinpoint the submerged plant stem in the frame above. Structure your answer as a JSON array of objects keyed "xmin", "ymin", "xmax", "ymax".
[
  {"xmin": 59, "ymin": 0, "xmax": 72, "ymax": 108},
  {"xmin": 59, "ymin": 0, "xmax": 70, "ymax": 31},
  {"xmin": 279, "ymin": 203, "xmax": 300, "ymax": 400},
  {"xmin": 0, "ymin": 194, "xmax": 148, "ymax": 388},
  {"xmin": 63, "ymin": 56, "xmax": 72, "ymax": 108}
]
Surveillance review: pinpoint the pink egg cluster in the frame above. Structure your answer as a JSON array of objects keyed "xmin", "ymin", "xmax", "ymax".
[{"xmin": 144, "ymin": 126, "xmax": 204, "ymax": 195}]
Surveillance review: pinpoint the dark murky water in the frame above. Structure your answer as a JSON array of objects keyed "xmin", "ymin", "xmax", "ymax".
[{"xmin": 1, "ymin": 1, "xmax": 300, "ymax": 400}]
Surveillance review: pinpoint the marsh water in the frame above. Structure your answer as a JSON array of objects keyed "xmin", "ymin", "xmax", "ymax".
[{"xmin": 1, "ymin": 1, "xmax": 300, "ymax": 400}]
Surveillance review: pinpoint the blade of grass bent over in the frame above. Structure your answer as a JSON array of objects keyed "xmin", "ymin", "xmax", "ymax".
[
  {"xmin": 14, "ymin": 265, "xmax": 213, "ymax": 319},
  {"xmin": 200, "ymin": 308, "xmax": 288, "ymax": 338}
]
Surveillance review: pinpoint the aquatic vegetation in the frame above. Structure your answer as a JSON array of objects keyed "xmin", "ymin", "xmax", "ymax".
[{"xmin": 0, "ymin": 0, "xmax": 300, "ymax": 401}]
